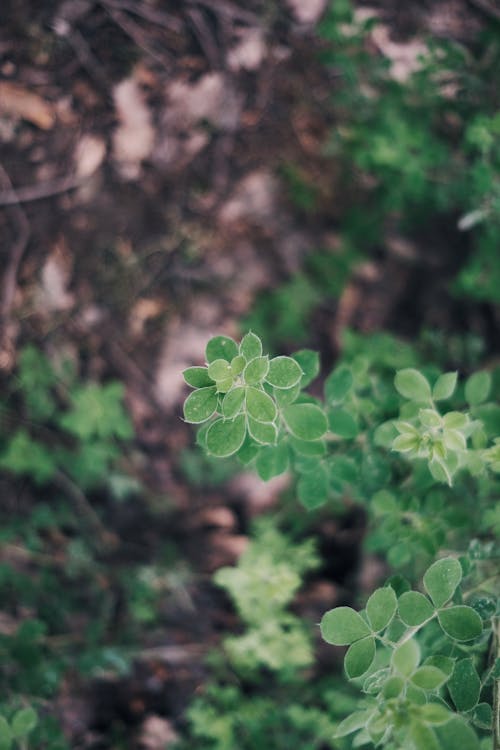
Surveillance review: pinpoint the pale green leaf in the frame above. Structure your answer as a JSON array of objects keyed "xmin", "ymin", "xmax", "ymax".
[
  {"xmin": 334, "ymin": 710, "xmax": 373, "ymax": 738},
  {"xmin": 420, "ymin": 703, "xmax": 453, "ymax": 725},
  {"xmin": 247, "ymin": 416, "xmax": 278, "ymax": 445},
  {"xmin": 246, "ymin": 387, "xmax": 277, "ymax": 423},
  {"xmin": 392, "ymin": 638, "xmax": 420, "ymax": 676},
  {"xmin": 183, "ymin": 386, "xmax": 218, "ymax": 423},
  {"xmin": 239, "ymin": 332, "xmax": 262, "ymax": 361},
  {"xmin": 221, "ymin": 387, "xmax": 246, "ymax": 418},
  {"xmin": 465, "ymin": 371, "xmax": 491, "ymax": 406},
  {"xmin": 433, "ymin": 372, "xmax": 458, "ymax": 401},
  {"xmin": 266, "ymin": 356, "xmax": 303, "ymax": 389},
  {"xmin": 207, "ymin": 358, "xmax": 233, "ymax": 382},
  {"xmin": 321, "ymin": 606, "xmax": 371, "ymax": 645},
  {"xmin": 11, "ymin": 708, "xmax": 37, "ymax": 738},
  {"xmin": 410, "ymin": 666, "xmax": 449, "ymax": 690},
  {"xmin": 398, "ymin": 591, "xmax": 435, "ymax": 626},
  {"xmin": 394, "ymin": 368, "xmax": 432, "ymax": 401},
  {"xmin": 410, "ymin": 721, "xmax": 440, "ymax": 750},
  {"xmin": 344, "ymin": 636, "xmax": 376, "ymax": 679},
  {"xmin": 243, "ymin": 356, "xmax": 269, "ymax": 385},
  {"xmin": 366, "ymin": 587, "xmax": 397, "ymax": 632},
  {"xmin": 206, "ymin": 415, "xmax": 246, "ymax": 457},
  {"xmin": 283, "ymin": 403, "xmax": 328, "ymax": 441},
  {"xmin": 423, "ymin": 557, "xmax": 462, "ymax": 608}
]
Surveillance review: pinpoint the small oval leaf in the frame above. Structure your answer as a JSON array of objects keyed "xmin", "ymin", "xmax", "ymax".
[
  {"xmin": 266, "ymin": 356, "xmax": 303, "ymax": 389},
  {"xmin": 246, "ymin": 387, "xmax": 277, "ymax": 423},
  {"xmin": 320, "ymin": 606, "xmax": 371, "ymax": 646},
  {"xmin": 395, "ymin": 368, "xmax": 432, "ymax": 401},
  {"xmin": 206, "ymin": 335, "xmax": 239, "ymax": 363},
  {"xmin": 366, "ymin": 587, "xmax": 397, "ymax": 632},
  {"xmin": 206, "ymin": 415, "xmax": 246, "ymax": 457},
  {"xmin": 423, "ymin": 557, "xmax": 462, "ymax": 608},
  {"xmin": 437, "ymin": 606, "xmax": 483, "ymax": 642},
  {"xmin": 398, "ymin": 591, "xmax": 435, "ymax": 626},
  {"xmin": 344, "ymin": 636, "xmax": 376, "ymax": 679},
  {"xmin": 283, "ymin": 403, "xmax": 328, "ymax": 441},
  {"xmin": 183, "ymin": 386, "xmax": 218, "ymax": 424}
]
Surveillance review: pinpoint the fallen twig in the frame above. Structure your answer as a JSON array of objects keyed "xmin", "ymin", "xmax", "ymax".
[{"xmin": 0, "ymin": 174, "xmax": 84, "ymax": 206}]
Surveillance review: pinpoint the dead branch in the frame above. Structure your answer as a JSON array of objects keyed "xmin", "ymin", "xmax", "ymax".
[
  {"xmin": 100, "ymin": 0, "xmax": 184, "ymax": 34},
  {"xmin": 0, "ymin": 174, "xmax": 85, "ymax": 207}
]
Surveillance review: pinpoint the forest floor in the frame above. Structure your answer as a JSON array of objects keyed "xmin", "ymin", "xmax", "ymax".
[{"xmin": 0, "ymin": 0, "xmax": 497, "ymax": 747}]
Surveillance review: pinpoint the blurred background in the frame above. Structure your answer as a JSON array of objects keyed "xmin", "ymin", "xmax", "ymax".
[{"xmin": 0, "ymin": 0, "xmax": 499, "ymax": 747}]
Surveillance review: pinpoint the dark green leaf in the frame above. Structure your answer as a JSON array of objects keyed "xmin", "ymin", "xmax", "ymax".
[
  {"xmin": 292, "ymin": 349, "xmax": 320, "ymax": 387},
  {"xmin": 183, "ymin": 366, "xmax": 213, "ymax": 388},
  {"xmin": 328, "ymin": 408, "xmax": 359, "ymax": 438},
  {"xmin": 435, "ymin": 717, "xmax": 480, "ymax": 750},
  {"xmin": 255, "ymin": 442, "xmax": 289, "ymax": 480},
  {"xmin": 448, "ymin": 658, "xmax": 481, "ymax": 711},
  {"xmin": 438, "ymin": 606, "xmax": 483, "ymax": 641},
  {"xmin": 325, "ymin": 366, "xmax": 353, "ymax": 403},
  {"xmin": 297, "ymin": 464, "xmax": 329, "ymax": 509}
]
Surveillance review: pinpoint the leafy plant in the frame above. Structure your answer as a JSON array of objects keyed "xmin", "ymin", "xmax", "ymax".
[{"xmin": 183, "ymin": 332, "xmax": 499, "ymax": 748}]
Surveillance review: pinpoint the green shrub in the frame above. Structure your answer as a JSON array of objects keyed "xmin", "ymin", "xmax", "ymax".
[{"xmin": 183, "ymin": 332, "xmax": 499, "ymax": 748}]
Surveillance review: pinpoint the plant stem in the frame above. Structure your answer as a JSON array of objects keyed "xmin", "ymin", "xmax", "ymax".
[{"xmin": 494, "ymin": 616, "xmax": 500, "ymax": 750}]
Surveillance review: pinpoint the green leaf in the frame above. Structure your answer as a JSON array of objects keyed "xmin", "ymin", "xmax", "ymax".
[
  {"xmin": 247, "ymin": 416, "xmax": 278, "ymax": 445},
  {"xmin": 420, "ymin": 703, "xmax": 453, "ymax": 725},
  {"xmin": 246, "ymin": 387, "xmax": 277, "ymax": 423},
  {"xmin": 382, "ymin": 676, "xmax": 405, "ymax": 699},
  {"xmin": 274, "ymin": 383, "xmax": 301, "ymax": 406},
  {"xmin": 419, "ymin": 408, "xmax": 442, "ymax": 428},
  {"xmin": 183, "ymin": 366, "xmax": 213, "ymax": 388},
  {"xmin": 0, "ymin": 717, "xmax": 12, "ymax": 750},
  {"xmin": 443, "ymin": 429, "xmax": 466, "ymax": 452},
  {"xmin": 344, "ymin": 636, "xmax": 376, "ymax": 678},
  {"xmin": 398, "ymin": 591, "xmax": 435, "ymax": 626},
  {"xmin": 325, "ymin": 366, "xmax": 353, "ymax": 403},
  {"xmin": 206, "ymin": 335, "xmax": 239, "ymax": 363},
  {"xmin": 297, "ymin": 464, "xmax": 329, "ymax": 509},
  {"xmin": 243, "ymin": 356, "xmax": 269, "ymax": 385},
  {"xmin": 437, "ymin": 606, "xmax": 483, "ymax": 641},
  {"xmin": 366, "ymin": 587, "xmax": 397, "ymax": 632},
  {"xmin": 411, "ymin": 666, "xmax": 449, "ymax": 690},
  {"xmin": 239, "ymin": 332, "xmax": 262, "ymax": 361},
  {"xmin": 424, "ymin": 655, "xmax": 454, "ymax": 676},
  {"xmin": 283, "ymin": 403, "xmax": 328, "ymax": 441},
  {"xmin": 292, "ymin": 349, "xmax": 320, "ymax": 387},
  {"xmin": 328, "ymin": 408, "xmax": 359, "ymax": 438},
  {"xmin": 448, "ymin": 658, "xmax": 481, "ymax": 711},
  {"xmin": 236, "ymin": 435, "xmax": 260, "ymax": 465},
  {"xmin": 423, "ymin": 557, "xmax": 462, "ymax": 608},
  {"xmin": 289, "ymin": 436, "xmax": 326, "ymax": 456},
  {"xmin": 11, "ymin": 708, "xmax": 37, "ymax": 738},
  {"xmin": 266, "ymin": 356, "xmax": 303, "ymax": 389},
  {"xmin": 410, "ymin": 721, "xmax": 440, "ymax": 750},
  {"xmin": 394, "ymin": 368, "xmax": 432, "ymax": 401},
  {"xmin": 392, "ymin": 433, "xmax": 420, "ymax": 452},
  {"xmin": 392, "ymin": 638, "xmax": 420, "ymax": 677},
  {"xmin": 472, "ymin": 703, "xmax": 492, "ymax": 730},
  {"xmin": 443, "ymin": 411, "xmax": 468, "ymax": 429},
  {"xmin": 230, "ymin": 354, "xmax": 246, "ymax": 375},
  {"xmin": 215, "ymin": 376, "xmax": 234, "ymax": 393},
  {"xmin": 334, "ymin": 710, "xmax": 373, "ymax": 738},
  {"xmin": 435, "ymin": 717, "xmax": 480, "ymax": 750},
  {"xmin": 183, "ymin": 386, "xmax": 218, "ymax": 423},
  {"xmin": 207, "ymin": 358, "xmax": 233, "ymax": 382},
  {"xmin": 222, "ymin": 387, "xmax": 246, "ymax": 418},
  {"xmin": 433, "ymin": 372, "xmax": 458, "ymax": 401},
  {"xmin": 206, "ymin": 415, "xmax": 246, "ymax": 457},
  {"xmin": 320, "ymin": 606, "xmax": 371, "ymax": 646},
  {"xmin": 59, "ymin": 382, "xmax": 133, "ymax": 440},
  {"xmin": 465, "ymin": 371, "xmax": 491, "ymax": 406},
  {"xmin": 255, "ymin": 442, "xmax": 289, "ymax": 480}
]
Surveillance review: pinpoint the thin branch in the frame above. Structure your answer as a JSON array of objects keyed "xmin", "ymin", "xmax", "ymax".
[
  {"xmin": 101, "ymin": 0, "xmax": 184, "ymax": 34},
  {"xmin": 185, "ymin": 6, "xmax": 222, "ymax": 69},
  {"xmin": 0, "ymin": 174, "xmax": 85, "ymax": 206},
  {"xmin": 103, "ymin": 4, "xmax": 172, "ymax": 68},
  {"xmin": 0, "ymin": 164, "xmax": 30, "ymax": 369}
]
